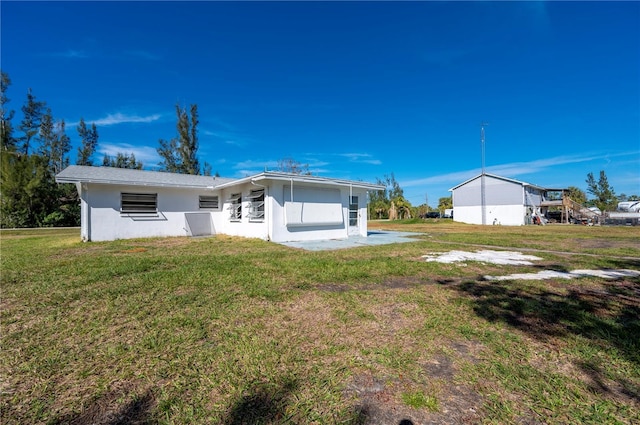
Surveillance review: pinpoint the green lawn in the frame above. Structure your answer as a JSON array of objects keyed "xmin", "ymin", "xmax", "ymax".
[{"xmin": 1, "ymin": 222, "xmax": 639, "ymax": 424}]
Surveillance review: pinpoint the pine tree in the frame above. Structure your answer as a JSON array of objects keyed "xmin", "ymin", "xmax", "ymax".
[
  {"xmin": 157, "ymin": 137, "xmax": 180, "ymax": 173},
  {"xmin": 0, "ymin": 77, "xmax": 78, "ymax": 228},
  {"xmin": 18, "ymin": 88, "xmax": 46, "ymax": 155},
  {"xmin": 0, "ymin": 151, "xmax": 56, "ymax": 227},
  {"xmin": 586, "ymin": 171, "xmax": 617, "ymax": 212},
  {"xmin": 102, "ymin": 152, "xmax": 143, "ymax": 169},
  {"xmin": 76, "ymin": 118, "xmax": 99, "ymax": 166},
  {"xmin": 203, "ymin": 161, "xmax": 212, "ymax": 176},
  {"xmin": 40, "ymin": 109, "xmax": 71, "ymax": 175},
  {"xmin": 157, "ymin": 103, "xmax": 201, "ymax": 174},
  {"xmin": 53, "ymin": 121, "xmax": 71, "ymax": 174},
  {"xmin": 184, "ymin": 104, "xmax": 200, "ymax": 175},
  {"xmin": 1, "ymin": 71, "xmax": 16, "ymax": 151}
]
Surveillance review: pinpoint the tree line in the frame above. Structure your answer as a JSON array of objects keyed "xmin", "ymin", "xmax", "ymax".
[
  {"xmin": 367, "ymin": 173, "xmax": 457, "ymax": 221},
  {"xmin": 0, "ymin": 71, "xmax": 210, "ymax": 228}
]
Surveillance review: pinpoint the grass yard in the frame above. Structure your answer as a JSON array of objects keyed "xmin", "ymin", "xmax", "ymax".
[{"xmin": 1, "ymin": 222, "xmax": 639, "ymax": 424}]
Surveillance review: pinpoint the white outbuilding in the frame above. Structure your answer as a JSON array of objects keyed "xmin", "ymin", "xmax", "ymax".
[
  {"xmin": 56, "ymin": 165, "xmax": 384, "ymax": 242},
  {"xmin": 449, "ymin": 173, "xmax": 547, "ymax": 226}
]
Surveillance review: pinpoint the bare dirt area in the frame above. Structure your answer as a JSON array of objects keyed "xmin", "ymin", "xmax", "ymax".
[
  {"xmin": 346, "ymin": 340, "xmax": 484, "ymax": 425},
  {"xmin": 50, "ymin": 382, "xmax": 156, "ymax": 425},
  {"xmin": 565, "ymin": 237, "xmax": 639, "ymax": 251}
]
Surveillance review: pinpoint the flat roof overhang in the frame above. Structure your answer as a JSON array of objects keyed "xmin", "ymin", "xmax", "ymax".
[{"xmin": 214, "ymin": 171, "xmax": 386, "ymax": 191}]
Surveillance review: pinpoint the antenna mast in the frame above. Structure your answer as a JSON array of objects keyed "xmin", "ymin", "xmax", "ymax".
[{"xmin": 480, "ymin": 122, "xmax": 488, "ymax": 225}]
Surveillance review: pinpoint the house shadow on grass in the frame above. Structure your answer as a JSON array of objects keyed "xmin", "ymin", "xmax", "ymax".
[{"xmin": 447, "ymin": 270, "xmax": 640, "ymax": 403}]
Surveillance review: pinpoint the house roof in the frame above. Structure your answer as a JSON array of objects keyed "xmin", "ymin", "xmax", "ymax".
[
  {"xmin": 449, "ymin": 173, "xmax": 547, "ymax": 192},
  {"xmin": 56, "ymin": 166, "xmax": 385, "ymax": 191},
  {"xmin": 213, "ymin": 171, "xmax": 386, "ymax": 191},
  {"xmin": 56, "ymin": 165, "xmax": 234, "ymax": 188}
]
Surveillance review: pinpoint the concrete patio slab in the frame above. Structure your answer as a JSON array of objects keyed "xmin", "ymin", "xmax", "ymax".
[{"xmin": 278, "ymin": 230, "xmax": 423, "ymax": 251}]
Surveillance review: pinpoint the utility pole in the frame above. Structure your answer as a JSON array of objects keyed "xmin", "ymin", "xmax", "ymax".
[{"xmin": 480, "ymin": 122, "xmax": 488, "ymax": 225}]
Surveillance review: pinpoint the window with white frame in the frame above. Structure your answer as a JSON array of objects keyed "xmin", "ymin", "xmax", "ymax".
[
  {"xmin": 199, "ymin": 195, "xmax": 219, "ymax": 210},
  {"xmin": 228, "ymin": 193, "xmax": 242, "ymax": 221},
  {"xmin": 247, "ymin": 188, "xmax": 265, "ymax": 221},
  {"xmin": 349, "ymin": 195, "xmax": 359, "ymax": 226},
  {"xmin": 121, "ymin": 192, "xmax": 157, "ymax": 214}
]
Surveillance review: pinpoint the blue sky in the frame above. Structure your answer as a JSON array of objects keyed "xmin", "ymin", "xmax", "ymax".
[{"xmin": 2, "ymin": 1, "xmax": 639, "ymax": 206}]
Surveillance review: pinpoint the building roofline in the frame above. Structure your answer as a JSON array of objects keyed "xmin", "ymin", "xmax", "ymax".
[
  {"xmin": 449, "ymin": 173, "xmax": 548, "ymax": 192},
  {"xmin": 55, "ymin": 165, "xmax": 233, "ymax": 189},
  {"xmin": 56, "ymin": 166, "xmax": 384, "ymax": 192},
  {"xmin": 214, "ymin": 171, "xmax": 386, "ymax": 191}
]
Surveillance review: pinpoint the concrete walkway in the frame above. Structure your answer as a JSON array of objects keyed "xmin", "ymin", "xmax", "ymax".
[{"xmin": 278, "ymin": 230, "xmax": 423, "ymax": 251}]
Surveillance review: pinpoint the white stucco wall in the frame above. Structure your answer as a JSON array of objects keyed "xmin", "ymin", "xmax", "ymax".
[
  {"xmin": 80, "ymin": 180, "xmax": 371, "ymax": 243},
  {"xmin": 451, "ymin": 175, "xmax": 538, "ymax": 226},
  {"xmin": 453, "ymin": 204, "xmax": 527, "ymax": 226},
  {"xmin": 81, "ymin": 183, "xmax": 219, "ymax": 241},
  {"xmin": 269, "ymin": 181, "xmax": 349, "ymax": 242},
  {"xmin": 211, "ymin": 181, "xmax": 370, "ymax": 242},
  {"xmin": 212, "ymin": 183, "xmax": 269, "ymax": 240}
]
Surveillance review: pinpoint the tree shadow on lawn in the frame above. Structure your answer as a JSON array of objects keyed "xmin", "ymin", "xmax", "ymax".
[
  {"xmin": 52, "ymin": 388, "xmax": 156, "ymax": 425},
  {"xmin": 221, "ymin": 378, "xmax": 298, "ymax": 425},
  {"xmin": 447, "ymin": 270, "xmax": 640, "ymax": 403}
]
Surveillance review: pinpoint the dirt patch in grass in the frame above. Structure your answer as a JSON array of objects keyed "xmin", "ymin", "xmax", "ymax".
[
  {"xmin": 119, "ymin": 247, "xmax": 148, "ymax": 254},
  {"xmin": 50, "ymin": 382, "xmax": 156, "ymax": 425},
  {"xmin": 133, "ymin": 236, "xmax": 195, "ymax": 249},
  {"xmin": 316, "ymin": 276, "xmax": 433, "ymax": 292},
  {"xmin": 565, "ymin": 238, "xmax": 639, "ymax": 250},
  {"xmin": 47, "ymin": 244, "xmax": 107, "ymax": 259},
  {"xmin": 346, "ymin": 340, "xmax": 483, "ymax": 425}
]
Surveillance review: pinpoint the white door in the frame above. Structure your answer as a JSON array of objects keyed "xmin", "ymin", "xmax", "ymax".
[{"xmin": 348, "ymin": 195, "xmax": 359, "ymax": 235}]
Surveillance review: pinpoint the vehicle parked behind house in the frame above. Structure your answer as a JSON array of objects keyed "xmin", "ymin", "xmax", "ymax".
[{"xmin": 423, "ymin": 212, "xmax": 440, "ymax": 219}]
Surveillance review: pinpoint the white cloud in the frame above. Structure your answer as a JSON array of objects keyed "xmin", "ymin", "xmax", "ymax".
[
  {"xmin": 50, "ymin": 49, "xmax": 89, "ymax": 59},
  {"xmin": 402, "ymin": 169, "xmax": 479, "ymax": 189},
  {"xmin": 224, "ymin": 140, "xmax": 245, "ymax": 147},
  {"xmin": 233, "ymin": 159, "xmax": 279, "ymax": 170},
  {"xmin": 91, "ymin": 113, "xmax": 162, "ymax": 127},
  {"xmin": 339, "ymin": 153, "xmax": 382, "ymax": 165},
  {"xmin": 307, "ymin": 160, "xmax": 330, "ymax": 168},
  {"xmin": 98, "ymin": 143, "xmax": 161, "ymax": 165},
  {"xmin": 202, "ymin": 129, "xmax": 250, "ymax": 148},
  {"xmin": 486, "ymin": 153, "xmax": 608, "ymax": 177},
  {"xmin": 402, "ymin": 151, "xmax": 639, "ymax": 189}
]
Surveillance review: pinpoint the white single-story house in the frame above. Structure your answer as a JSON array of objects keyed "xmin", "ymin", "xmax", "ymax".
[
  {"xmin": 55, "ymin": 165, "xmax": 385, "ymax": 242},
  {"xmin": 449, "ymin": 173, "xmax": 547, "ymax": 226}
]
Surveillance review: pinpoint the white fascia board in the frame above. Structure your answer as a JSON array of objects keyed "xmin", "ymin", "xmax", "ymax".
[
  {"xmin": 213, "ymin": 172, "xmax": 385, "ymax": 191},
  {"xmin": 523, "ymin": 183, "xmax": 549, "ymax": 192}
]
